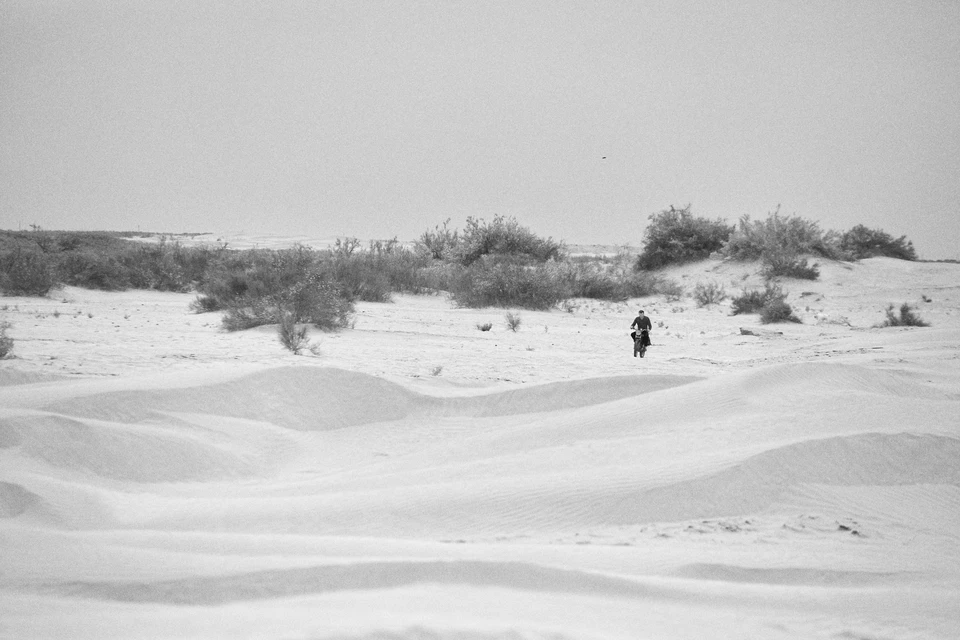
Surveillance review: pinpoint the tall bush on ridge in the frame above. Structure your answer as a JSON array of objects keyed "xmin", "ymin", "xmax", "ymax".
[
  {"xmin": 724, "ymin": 209, "xmax": 843, "ymax": 260},
  {"xmin": 634, "ymin": 205, "xmax": 732, "ymax": 270},
  {"xmin": 453, "ymin": 215, "xmax": 564, "ymax": 266},
  {"xmin": 841, "ymin": 225, "xmax": 917, "ymax": 261},
  {"xmin": 417, "ymin": 219, "xmax": 460, "ymax": 260}
]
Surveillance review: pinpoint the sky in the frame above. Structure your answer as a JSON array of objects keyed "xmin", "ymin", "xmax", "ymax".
[{"xmin": 2, "ymin": 1, "xmax": 959, "ymax": 259}]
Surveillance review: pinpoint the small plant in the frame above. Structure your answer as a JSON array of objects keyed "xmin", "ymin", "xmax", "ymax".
[
  {"xmin": 52, "ymin": 309, "xmax": 61, "ymax": 318},
  {"xmin": 477, "ymin": 322, "xmax": 493, "ymax": 331},
  {"xmin": 431, "ymin": 365, "xmax": 443, "ymax": 376},
  {"xmin": 505, "ymin": 312, "xmax": 522, "ymax": 332},
  {"xmin": 0, "ymin": 321, "xmax": 13, "ymax": 358},
  {"xmin": 693, "ymin": 281, "xmax": 727, "ymax": 307},
  {"xmin": 278, "ymin": 311, "xmax": 311, "ymax": 354},
  {"xmin": 879, "ymin": 303, "xmax": 929, "ymax": 327},
  {"xmin": 760, "ymin": 299, "xmax": 801, "ymax": 324},
  {"xmin": 189, "ymin": 295, "xmax": 220, "ymax": 314}
]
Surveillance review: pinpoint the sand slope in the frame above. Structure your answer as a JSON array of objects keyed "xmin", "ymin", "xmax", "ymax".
[{"xmin": 1, "ymin": 256, "xmax": 959, "ymax": 639}]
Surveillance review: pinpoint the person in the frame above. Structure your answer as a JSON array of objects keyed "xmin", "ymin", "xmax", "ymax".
[{"xmin": 630, "ymin": 309, "xmax": 652, "ymax": 346}]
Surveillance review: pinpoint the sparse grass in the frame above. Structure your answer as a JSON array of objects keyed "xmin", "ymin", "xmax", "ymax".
[
  {"xmin": 693, "ymin": 281, "xmax": 727, "ymax": 307},
  {"xmin": 0, "ymin": 321, "xmax": 13, "ymax": 358},
  {"xmin": 477, "ymin": 322, "xmax": 493, "ymax": 331},
  {"xmin": 505, "ymin": 312, "xmax": 522, "ymax": 332},
  {"xmin": 878, "ymin": 303, "xmax": 929, "ymax": 327}
]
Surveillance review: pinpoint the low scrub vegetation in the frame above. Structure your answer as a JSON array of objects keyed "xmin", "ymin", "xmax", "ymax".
[
  {"xmin": 731, "ymin": 283, "xmax": 786, "ymax": 315},
  {"xmin": 505, "ymin": 312, "xmax": 522, "ymax": 332},
  {"xmin": 277, "ymin": 312, "xmax": 311, "ymax": 354},
  {"xmin": 0, "ymin": 247, "xmax": 58, "ymax": 296},
  {"xmin": 628, "ymin": 206, "xmax": 918, "ymax": 278},
  {"xmin": 0, "ymin": 321, "xmax": 13, "ymax": 358},
  {"xmin": 760, "ymin": 299, "xmax": 801, "ymax": 324},
  {"xmin": 731, "ymin": 283, "xmax": 799, "ymax": 323},
  {"xmin": 693, "ymin": 281, "xmax": 727, "ymax": 307},
  {"xmin": 878, "ymin": 303, "xmax": 929, "ymax": 327}
]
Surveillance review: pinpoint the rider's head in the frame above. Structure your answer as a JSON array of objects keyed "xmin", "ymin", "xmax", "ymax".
[{"xmin": 638, "ymin": 310, "xmax": 645, "ymax": 315}]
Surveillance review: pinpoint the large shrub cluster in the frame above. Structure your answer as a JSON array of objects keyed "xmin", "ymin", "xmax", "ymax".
[
  {"xmin": 840, "ymin": 225, "xmax": 917, "ymax": 260},
  {"xmin": 630, "ymin": 206, "xmax": 919, "ymax": 280},
  {"xmin": 635, "ymin": 205, "xmax": 733, "ymax": 270},
  {"xmin": 197, "ymin": 246, "xmax": 354, "ymax": 332}
]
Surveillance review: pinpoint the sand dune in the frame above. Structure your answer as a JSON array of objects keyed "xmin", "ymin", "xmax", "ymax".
[{"xmin": 1, "ymin": 257, "xmax": 959, "ymax": 638}]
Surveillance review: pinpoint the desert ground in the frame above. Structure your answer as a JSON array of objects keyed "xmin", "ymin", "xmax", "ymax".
[{"xmin": 1, "ymin": 247, "xmax": 959, "ymax": 639}]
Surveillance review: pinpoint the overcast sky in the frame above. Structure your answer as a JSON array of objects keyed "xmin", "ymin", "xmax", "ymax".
[{"xmin": 2, "ymin": 1, "xmax": 959, "ymax": 258}]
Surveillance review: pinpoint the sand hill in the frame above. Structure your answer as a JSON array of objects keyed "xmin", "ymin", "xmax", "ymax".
[{"xmin": 1, "ymin": 256, "xmax": 959, "ymax": 639}]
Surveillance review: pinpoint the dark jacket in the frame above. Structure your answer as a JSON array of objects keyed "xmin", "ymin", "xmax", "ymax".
[{"xmin": 631, "ymin": 315, "xmax": 652, "ymax": 331}]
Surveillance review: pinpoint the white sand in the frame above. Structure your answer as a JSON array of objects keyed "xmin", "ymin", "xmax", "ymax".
[{"xmin": 1, "ymin": 255, "xmax": 959, "ymax": 639}]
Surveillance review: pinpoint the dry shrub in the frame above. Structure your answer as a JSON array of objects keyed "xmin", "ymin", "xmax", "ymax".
[
  {"xmin": 693, "ymin": 281, "xmax": 727, "ymax": 307},
  {"xmin": 879, "ymin": 303, "xmax": 929, "ymax": 327},
  {"xmin": 731, "ymin": 283, "xmax": 786, "ymax": 315},
  {"xmin": 0, "ymin": 321, "xmax": 13, "ymax": 358}
]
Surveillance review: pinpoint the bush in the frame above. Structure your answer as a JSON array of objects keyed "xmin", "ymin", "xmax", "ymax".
[
  {"xmin": 57, "ymin": 250, "xmax": 130, "ymax": 290},
  {"xmin": 760, "ymin": 250, "xmax": 820, "ymax": 280},
  {"xmin": 278, "ymin": 312, "xmax": 311, "ymax": 354},
  {"xmin": 841, "ymin": 225, "xmax": 917, "ymax": 261},
  {"xmin": 505, "ymin": 312, "xmax": 522, "ymax": 332},
  {"xmin": 325, "ymin": 238, "xmax": 432, "ymax": 302},
  {"xmin": 453, "ymin": 216, "xmax": 564, "ymax": 266},
  {"xmin": 731, "ymin": 283, "xmax": 786, "ymax": 315},
  {"xmin": 879, "ymin": 303, "xmax": 929, "ymax": 327},
  {"xmin": 449, "ymin": 257, "xmax": 568, "ymax": 309},
  {"xmin": 0, "ymin": 321, "xmax": 13, "ymax": 358},
  {"xmin": 724, "ymin": 209, "xmax": 843, "ymax": 262},
  {"xmin": 200, "ymin": 246, "xmax": 354, "ymax": 332},
  {"xmin": 635, "ymin": 205, "xmax": 733, "ymax": 270},
  {"xmin": 693, "ymin": 281, "xmax": 727, "ymax": 307},
  {"xmin": 416, "ymin": 219, "xmax": 460, "ymax": 260},
  {"xmin": 477, "ymin": 322, "xmax": 492, "ymax": 331},
  {"xmin": 0, "ymin": 248, "xmax": 58, "ymax": 296},
  {"xmin": 760, "ymin": 299, "xmax": 801, "ymax": 324}
]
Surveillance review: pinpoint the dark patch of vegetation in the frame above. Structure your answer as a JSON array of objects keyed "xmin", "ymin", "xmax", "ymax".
[
  {"xmin": 693, "ymin": 281, "xmax": 727, "ymax": 307},
  {"xmin": 634, "ymin": 205, "xmax": 733, "ymax": 270},
  {"xmin": 0, "ymin": 247, "xmax": 58, "ymax": 296},
  {"xmin": 449, "ymin": 257, "xmax": 567, "ymax": 310},
  {"xmin": 840, "ymin": 225, "xmax": 917, "ymax": 261},
  {"xmin": 0, "ymin": 321, "xmax": 13, "ymax": 358},
  {"xmin": 760, "ymin": 299, "xmax": 802, "ymax": 324},
  {"xmin": 879, "ymin": 303, "xmax": 929, "ymax": 327},
  {"xmin": 731, "ymin": 283, "xmax": 786, "ymax": 315}
]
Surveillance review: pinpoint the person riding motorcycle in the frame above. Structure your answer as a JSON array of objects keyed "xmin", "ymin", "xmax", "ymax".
[{"xmin": 630, "ymin": 309, "xmax": 652, "ymax": 343}]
